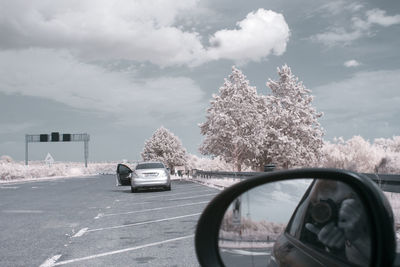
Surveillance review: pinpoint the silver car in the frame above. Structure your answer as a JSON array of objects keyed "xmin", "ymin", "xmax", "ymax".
[{"xmin": 130, "ymin": 162, "xmax": 171, "ymax": 192}]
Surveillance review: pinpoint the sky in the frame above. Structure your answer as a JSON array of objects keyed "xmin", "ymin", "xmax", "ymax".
[{"xmin": 0, "ymin": 0, "xmax": 399, "ymax": 162}]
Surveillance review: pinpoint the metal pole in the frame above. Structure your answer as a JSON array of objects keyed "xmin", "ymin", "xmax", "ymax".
[
  {"xmin": 25, "ymin": 134, "xmax": 28, "ymax": 165},
  {"xmin": 84, "ymin": 134, "xmax": 89, "ymax": 168}
]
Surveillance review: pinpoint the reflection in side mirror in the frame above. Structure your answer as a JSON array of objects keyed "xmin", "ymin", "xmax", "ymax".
[{"xmin": 218, "ymin": 179, "xmax": 372, "ymax": 267}]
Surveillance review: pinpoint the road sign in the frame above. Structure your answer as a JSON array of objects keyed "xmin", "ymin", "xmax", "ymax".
[
  {"xmin": 25, "ymin": 133, "xmax": 90, "ymax": 167},
  {"xmin": 45, "ymin": 153, "xmax": 54, "ymax": 165}
]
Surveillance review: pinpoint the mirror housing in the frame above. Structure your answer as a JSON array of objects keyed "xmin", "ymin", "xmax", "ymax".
[{"xmin": 195, "ymin": 168, "xmax": 396, "ymax": 267}]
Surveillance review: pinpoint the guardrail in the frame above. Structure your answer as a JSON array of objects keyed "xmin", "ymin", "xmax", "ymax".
[{"xmin": 192, "ymin": 169, "xmax": 400, "ymax": 193}]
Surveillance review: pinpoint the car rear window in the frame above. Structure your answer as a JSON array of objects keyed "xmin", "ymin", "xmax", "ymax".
[{"xmin": 136, "ymin": 163, "xmax": 164, "ymax": 169}]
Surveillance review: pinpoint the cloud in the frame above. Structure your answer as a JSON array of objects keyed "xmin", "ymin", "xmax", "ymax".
[
  {"xmin": 366, "ymin": 9, "xmax": 400, "ymax": 27},
  {"xmin": 344, "ymin": 60, "xmax": 361, "ymax": 67},
  {"xmin": 314, "ymin": 69, "xmax": 400, "ymax": 139},
  {"xmin": 0, "ymin": 1, "xmax": 289, "ymax": 66},
  {"xmin": 312, "ymin": 28, "xmax": 363, "ymax": 46},
  {"xmin": 312, "ymin": 1, "xmax": 363, "ymax": 16},
  {"xmin": 0, "ymin": 0, "xmax": 206, "ymax": 67},
  {"xmin": 206, "ymin": 9, "xmax": 290, "ymax": 64},
  {"xmin": 0, "ymin": 49, "xmax": 205, "ymax": 125},
  {"xmin": 311, "ymin": 8, "xmax": 400, "ymax": 46}
]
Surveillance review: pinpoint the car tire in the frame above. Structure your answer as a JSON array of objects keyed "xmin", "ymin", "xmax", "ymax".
[
  {"xmin": 165, "ymin": 185, "xmax": 171, "ymax": 191},
  {"xmin": 131, "ymin": 186, "xmax": 137, "ymax": 193}
]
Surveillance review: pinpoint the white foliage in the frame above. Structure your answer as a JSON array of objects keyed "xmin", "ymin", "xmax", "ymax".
[
  {"xmin": 199, "ymin": 66, "xmax": 263, "ymax": 171},
  {"xmin": 200, "ymin": 65, "xmax": 324, "ymax": 170},
  {"xmin": 320, "ymin": 136, "xmax": 400, "ymax": 173},
  {"xmin": 186, "ymin": 154, "xmax": 235, "ymax": 171},
  {"xmin": 254, "ymin": 65, "xmax": 324, "ymax": 169},
  {"xmin": 0, "ymin": 160, "xmax": 116, "ymax": 181},
  {"xmin": 0, "ymin": 155, "xmax": 14, "ymax": 163},
  {"xmin": 141, "ymin": 126, "xmax": 187, "ymax": 169}
]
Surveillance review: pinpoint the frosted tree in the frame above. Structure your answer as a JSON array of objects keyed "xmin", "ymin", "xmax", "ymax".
[
  {"xmin": 186, "ymin": 154, "xmax": 234, "ymax": 171},
  {"xmin": 141, "ymin": 127, "xmax": 187, "ymax": 170},
  {"xmin": 0, "ymin": 155, "xmax": 13, "ymax": 163},
  {"xmin": 319, "ymin": 136, "xmax": 400, "ymax": 173},
  {"xmin": 373, "ymin": 136, "xmax": 400, "ymax": 173},
  {"xmin": 321, "ymin": 136, "xmax": 384, "ymax": 172},
  {"xmin": 256, "ymin": 65, "xmax": 324, "ymax": 169},
  {"xmin": 199, "ymin": 66, "xmax": 264, "ymax": 171}
]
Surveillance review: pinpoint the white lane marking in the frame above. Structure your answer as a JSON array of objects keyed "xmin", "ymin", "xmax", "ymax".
[
  {"xmin": 170, "ymin": 185, "xmax": 205, "ymax": 190},
  {"xmin": 122, "ymin": 193, "xmax": 216, "ymax": 206},
  {"xmin": 115, "ymin": 201, "xmax": 152, "ymax": 206},
  {"xmin": 101, "ymin": 201, "xmax": 209, "ymax": 218},
  {"xmin": 141, "ymin": 189, "xmax": 216, "ymax": 199},
  {"xmin": 39, "ymin": 254, "xmax": 62, "ymax": 267},
  {"xmin": 72, "ymin": 228, "xmax": 88, "ymax": 238},
  {"xmin": 94, "ymin": 213, "xmax": 104, "ymax": 219},
  {"xmin": 52, "ymin": 235, "xmax": 194, "ymax": 266},
  {"xmin": 88, "ymin": 213, "xmax": 201, "ymax": 233},
  {"xmin": 0, "ymin": 186, "xmax": 19, "ymax": 189},
  {"xmin": 166, "ymin": 193, "xmax": 216, "ymax": 201},
  {"xmin": 2, "ymin": 209, "xmax": 43, "ymax": 214},
  {"xmin": 221, "ymin": 248, "xmax": 270, "ymax": 256}
]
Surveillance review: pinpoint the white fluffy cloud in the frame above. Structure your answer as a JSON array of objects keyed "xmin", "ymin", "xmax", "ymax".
[
  {"xmin": 206, "ymin": 9, "xmax": 290, "ymax": 63},
  {"xmin": 0, "ymin": 1, "xmax": 289, "ymax": 66},
  {"xmin": 312, "ymin": 8, "xmax": 400, "ymax": 46},
  {"xmin": 366, "ymin": 9, "xmax": 400, "ymax": 27},
  {"xmin": 0, "ymin": 49, "xmax": 205, "ymax": 124},
  {"xmin": 344, "ymin": 60, "xmax": 361, "ymax": 67},
  {"xmin": 0, "ymin": 0, "xmax": 205, "ymax": 67}
]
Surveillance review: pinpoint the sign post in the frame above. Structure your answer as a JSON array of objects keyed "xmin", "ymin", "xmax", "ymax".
[{"xmin": 232, "ymin": 196, "xmax": 242, "ymax": 226}]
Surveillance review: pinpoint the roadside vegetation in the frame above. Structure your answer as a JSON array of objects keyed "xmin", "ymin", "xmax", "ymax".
[{"xmin": 0, "ymin": 155, "xmax": 115, "ymax": 181}]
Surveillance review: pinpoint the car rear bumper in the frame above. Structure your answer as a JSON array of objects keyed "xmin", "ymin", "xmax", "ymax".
[{"xmin": 131, "ymin": 177, "xmax": 170, "ymax": 188}]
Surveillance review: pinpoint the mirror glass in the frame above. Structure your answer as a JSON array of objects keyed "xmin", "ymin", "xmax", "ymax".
[{"xmin": 218, "ymin": 179, "xmax": 371, "ymax": 267}]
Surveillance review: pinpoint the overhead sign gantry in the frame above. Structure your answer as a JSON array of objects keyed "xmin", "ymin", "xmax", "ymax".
[{"xmin": 25, "ymin": 132, "xmax": 90, "ymax": 167}]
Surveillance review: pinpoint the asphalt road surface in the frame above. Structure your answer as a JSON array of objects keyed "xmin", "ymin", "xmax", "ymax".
[{"xmin": 0, "ymin": 175, "xmax": 220, "ymax": 267}]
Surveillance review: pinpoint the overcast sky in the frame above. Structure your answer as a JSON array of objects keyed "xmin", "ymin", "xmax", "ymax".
[{"xmin": 0, "ymin": 0, "xmax": 399, "ymax": 162}]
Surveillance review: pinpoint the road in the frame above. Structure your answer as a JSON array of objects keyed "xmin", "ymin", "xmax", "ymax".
[{"xmin": 0, "ymin": 175, "xmax": 220, "ymax": 267}]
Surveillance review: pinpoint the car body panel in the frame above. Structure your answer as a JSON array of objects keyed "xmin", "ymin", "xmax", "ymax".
[{"xmin": 131, "ymin": 162, "xmax": 171, "ymax": 190}]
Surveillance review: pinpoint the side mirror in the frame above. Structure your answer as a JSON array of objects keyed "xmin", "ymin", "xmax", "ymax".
[{"xmin": 195, "ymin": 168, "xmax": 396, "ymax": 267}]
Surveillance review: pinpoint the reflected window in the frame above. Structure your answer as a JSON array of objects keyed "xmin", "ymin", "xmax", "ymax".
[{"xmin": 298, "ymin": 180, "xmax": 371, "ymax": 266}]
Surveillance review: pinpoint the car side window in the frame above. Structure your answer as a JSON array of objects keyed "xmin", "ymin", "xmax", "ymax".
[
  {"xmin": 287, "ymin": 182, "xmax": 314, "ymax": 237},
  {"xmin": 287, "ymin": 197, "xmax": 310, "ymax": 237},
  {"xmin": 297, "ymin": 181, "xmax": 371, "ymax": 266}
]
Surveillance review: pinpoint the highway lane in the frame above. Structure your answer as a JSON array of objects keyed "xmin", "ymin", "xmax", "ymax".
[{"xmin": 0, "ymin": 175, "xmax": 220, "ymax": 267}]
